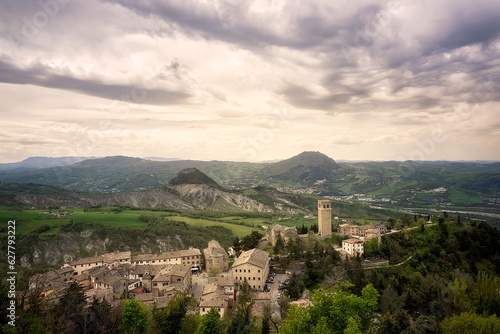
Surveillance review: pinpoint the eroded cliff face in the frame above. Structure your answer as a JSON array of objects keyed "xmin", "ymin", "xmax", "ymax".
[
  {"xmin": 172, "ymin": 184, "xmax": 273, "ymax": 212},
  {"xmin": 18, "ymin": 229, "xmax": 182, "ymax": 268},
  {"xmin": 14, "ymin": 183, "xmax": 308, "ymax": 214}
]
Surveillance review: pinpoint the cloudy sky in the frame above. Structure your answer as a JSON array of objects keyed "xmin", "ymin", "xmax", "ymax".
[{"xmin": 1, "ymin": 0, "xmax": 500, "ymax": 163}]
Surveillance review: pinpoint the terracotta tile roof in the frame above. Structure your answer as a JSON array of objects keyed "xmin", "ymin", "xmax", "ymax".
[
  {"xmin": 152, "ymin": 264, "xmax": 190, "ymax": 282},
  {"xmin": 343, "ymin": 238, "xmax": 363, "ymax": 244},
  {"xmin": 208, "ymin": 276, "xmax": 234, "ymax": 287},
  {"xmin": 68, "ymin": 251, "xmax": 130, "ymax": 266},
  {"xmin": 132, "ymin": 265, "xmax": 163, "ymax": 276},
  {"xmin": 204, "ymin": 240, "xmax": 229, "ymax": 258},
  {"xmin": 130, "ymin": 286, "xmax": 146, "ymax": 294},
  {"xmin": 131, "ymin": 248, "xmax": 201, "ymax": 263},
  {"xmin": 252, "ymin": 292, "xmax": 271, "ymax": 301},
  {"xmin": 202, "ymin": 283, "xmax": 219, "ymax": 296},
  {"xmin": 232, "ymin": 248, "xmax": 269, "ymax": 269},
  {"xmin": 199, "ymin": 295, "xmax": 226, "ymax": 308}
]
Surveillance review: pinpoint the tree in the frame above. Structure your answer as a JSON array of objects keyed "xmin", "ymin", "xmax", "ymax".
[
  {"xmin": 441, "ymin": 312, "xmax": 500, "ymax": 334},
  {"xmin": 261, "ymin": 316, "xmax": 271, "ymax": 334},
  {"xmin": 379, "ymin": 309, "xmax": 412, "ymax": 334},
  {"xmin": 273, "ymin": 236, "xmax": 285, "ymax": 255},
  {"xmin": 53, "ymin": 281, "xmax": 88, "ymax": 333},
  {"xmin": 279, "ymin": 283, "xmax": 380, "ymax": 334},
  {"xmin": 364, "ymin": 238, "xmax": 380, "ymax": 257},
  {"xmin": 181, "ymin": 314, "xmax": 202, "ymax": 334},
  {"xmin": 120, "ymin": 298, "xmax": 151, "ymax": 334},
  {"xmin": 86, "ymin": 296, "xmax": 120, "ymax": 334},
  {"xmin": 343, "ymin": 317, "xmax": 363, "ymax": 334},
  {"xmin": 233, "ymin": 237, "xmax": 242, "ymax": 256},
  {"xmin": 208, "ymin": 266, "xmax": 221, "ymax": 278},
  {"xmin": 195, "ymin": 307, "xmax": 222, "ymax": 334},
  {"xmin": 394, "ymin": 219, "xmax": 403, "ymax": 231},
  {"xmin": 474, "ymin": 271, "xmax": 500, "ymax": 315},
  {"xmin": 226, "ymin": 300, "xmax": 256, "ymax": 334},
  {"xmin": 238, "ymin": 279, "xmax": 252, "ymax": 304},
  {"xmin": 153, "ymin": 292, "xmax": 196, "ymax": 334},
  {"xmin": 228, "ymin": 279, "xmax": 256, "ymax": 334},
  {"xmin": 286, "ymin": 273, "xmax": 304, "ymax": 300},
  {"xmin": 241, "ymin": 231, "xmax": 263, "ymax": 251},
  {"xmin": 286, "ymin": 238, "xmax": 303, "ymax": 260},
  {"xmin": 300, "ymin": 223, "xmax": 308, "ymax": 234}
]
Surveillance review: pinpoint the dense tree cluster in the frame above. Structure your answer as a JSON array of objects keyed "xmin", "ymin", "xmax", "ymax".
[
  {"xmin": 1, "ymin": 212, "xmax": 499, "ymax": 333},
  {"xmin": 232, "ymin": 231, "xmax": 263, "ymax": 256}
]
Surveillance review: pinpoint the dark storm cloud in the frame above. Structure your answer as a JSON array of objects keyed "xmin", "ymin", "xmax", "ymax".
[
  {"xmin": 0, "ymin": 59, "xmax": 191, "ymax": 105},
  {"xmin": 102, "ymin": 0, "xmax": 388, "ymax": 51},
  {"xmin": 420, "ymin": 2, "xmax": 500, "ymax": 55},
  {"xmin": 102, "ymin": 0, "xmax": 280, "ymax": 48},
  {"xmin": 102, "ymin": 0, "xmax": 499, "ymax": 114},
  {"xmin": 280, "ymin": 84, "xmax": 352, "ymax": 111}
]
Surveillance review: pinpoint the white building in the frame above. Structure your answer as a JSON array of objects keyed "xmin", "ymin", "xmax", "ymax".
[
  {"xmin": 231, "ymin": 248, "xmax": 270, "ymax": 291},
  {"xmin": 342, "ymin": 238, "xmax": 364, "ymax": 257}
]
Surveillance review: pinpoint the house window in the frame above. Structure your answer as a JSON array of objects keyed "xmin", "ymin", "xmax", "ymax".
[
  {"xmin": 253, "ymin": 277, "xmax": 255, "ymax": 280},
  {"xmin": 203, "ymin": 308, "xmax": 205, "ymax": 312},
  {"xmin": 244, "ymin": 269, "xmax": 246, "ymax": 273},
  {"xmin": 248, "ymin": 270, "xmax": 251, "ymax": 273},
  {"xmin": 258, "ymin": 277, "xmax": 260, "ymax": 280},
  {"xmin": 258, "ymin": 270, "xmax": 260, "ymax": 273}
]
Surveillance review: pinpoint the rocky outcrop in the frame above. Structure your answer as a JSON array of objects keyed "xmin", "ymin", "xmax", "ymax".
[{"xmin": 12, "ymin": 169, "xmax": 310, "ymax": 213}]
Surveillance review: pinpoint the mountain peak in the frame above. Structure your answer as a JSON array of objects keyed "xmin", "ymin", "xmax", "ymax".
[
  {"xmin": 262, "ymin": 151, "xmax": 341, "ymax": 184},
  {"xmin": 168, "ymin": 168, "xmax": 222, "ymax": 189},
  {"xmin": 277, "ymin": 151, "xmax": 339, "ymax": 169}
]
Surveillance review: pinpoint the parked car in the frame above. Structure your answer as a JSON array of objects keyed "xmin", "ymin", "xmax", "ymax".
[
  {"xmin": 277, "ymin": 292, "xmax": 281, "ymax": 299},
  {"xmin": 278, "ymin": 284, "xmax": 286, "ymax": 290}
]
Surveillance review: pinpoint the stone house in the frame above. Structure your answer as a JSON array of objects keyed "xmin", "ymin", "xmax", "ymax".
[
  {"xmin": 151, "ymin": 264, "xmax": 192, "ymax": 296},
  {"xmin": 342, "ymin": 238, "xmax": 364, "ymax": 257},
  {"xmin": 204, "ymin": 240, "xmax": 229, "ymax": 272},
  {"xmin": 64, "ymin": 251, "xmax": 131, "ymax": 276},
  {"xmin": 231, "ymin": 248, "xmax": 270, "ymax": 291},
  {"xmin": 266, "ymin": 223, "xmax": 298, "ymax": 246},
  {"xmin": 131, "ymin": 248, "xmax": 201, "ymax": 270}
]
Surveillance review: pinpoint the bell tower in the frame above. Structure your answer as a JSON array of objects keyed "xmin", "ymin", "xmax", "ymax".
[{"xmin": 318, "ymin": 200, "xmax": 332, "ymax": 237}]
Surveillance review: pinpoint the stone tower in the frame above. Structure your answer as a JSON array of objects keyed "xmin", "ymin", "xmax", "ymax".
[{"xmin": 318, "ymin": 200, "xmax": 332, "ymax": 237}]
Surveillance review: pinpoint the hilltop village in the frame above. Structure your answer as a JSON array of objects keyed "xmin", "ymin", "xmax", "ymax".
[{"xmin": 27, "ymin": 200, "xmax": 394, "ymax": 316}]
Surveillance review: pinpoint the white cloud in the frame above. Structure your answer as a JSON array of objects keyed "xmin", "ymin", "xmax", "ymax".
[{"xmin": 0, "ymin": 0, "xmax": 499, "ymax": 162}]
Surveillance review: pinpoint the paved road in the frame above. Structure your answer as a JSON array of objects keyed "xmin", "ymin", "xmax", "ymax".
[
  {"xmin": 267, "ymin": 273, "xmax": 289, "ymax": 319},
  {"xmin": 191, "ymin": 271, "xmax": 208, "ymax": 302}
]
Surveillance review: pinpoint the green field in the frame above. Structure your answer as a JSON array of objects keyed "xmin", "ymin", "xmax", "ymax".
[
  {"xmin": 0, "ymin": 207, "xmax": 262, "ymax": 237},
  {"xmin": 167, "ymin": 216, "xmax": 259, "ymax": 237},
  {"xmin": 448, "ymin": 189, "xmax": 484, "ymax": 205}
]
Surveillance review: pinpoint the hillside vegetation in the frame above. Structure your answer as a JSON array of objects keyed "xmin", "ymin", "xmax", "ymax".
[{"xmin": 0, "ymin": 152, "xmax": 498, "ymax": 221}]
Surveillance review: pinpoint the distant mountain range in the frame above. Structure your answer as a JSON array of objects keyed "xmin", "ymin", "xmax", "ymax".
[
  {"xmin": 1, "ymin": 152, "xmax": 499, "ymax": 217},
  {"xmin": 1, "ymin": 168, "xmax": 315, "ymax": 213},
  {"xmin": 0, "ymin": 156, "xmax": 97, "ymax": 171}
]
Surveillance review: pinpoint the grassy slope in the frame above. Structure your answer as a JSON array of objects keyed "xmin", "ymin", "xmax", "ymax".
[{"xmin": 0, "ymin": 208, "xmax": 260, "ymax": 237}]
